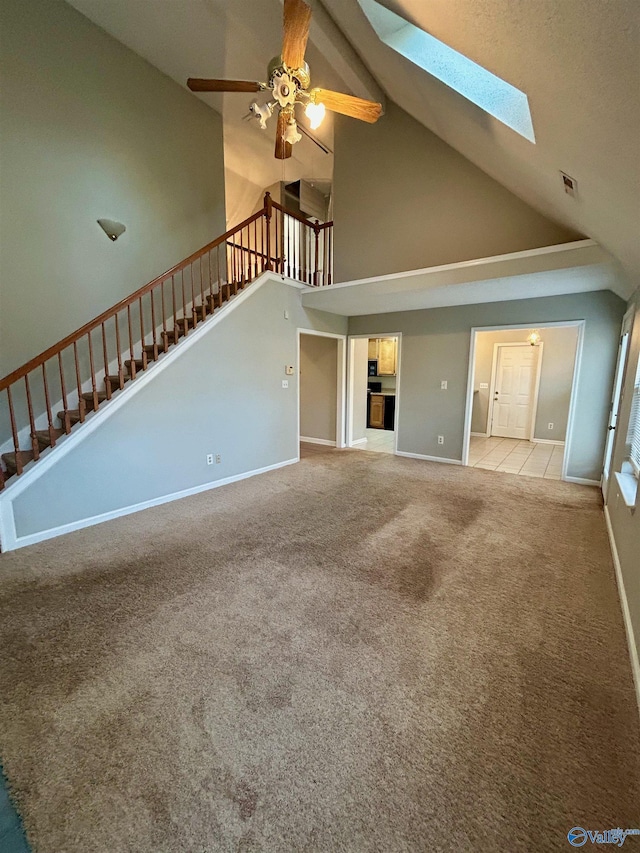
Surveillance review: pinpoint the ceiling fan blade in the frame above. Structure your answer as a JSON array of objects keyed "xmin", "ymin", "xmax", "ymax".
[
  {"xmin": 281, "ymin": 0, "xmax": 312, "ymax": 69},
  {"xmin": 275, "ymin": 110, "xmax": 293, "ymax": 160},
  {"xmin": 311, "ymin": 88, "xmax": 383, "ymax": 124},
  {"xmin": 187, "ymin": 79, "xmax": 262, "ymax": 93}
]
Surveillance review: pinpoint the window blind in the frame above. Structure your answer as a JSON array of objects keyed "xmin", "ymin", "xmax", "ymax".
[{"xmin": 627, "ymin": 357, "xmax": 640, "ymax": 475}]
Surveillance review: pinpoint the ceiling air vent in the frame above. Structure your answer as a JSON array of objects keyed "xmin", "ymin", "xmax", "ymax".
[{"xmin": 560, "ymin": 171, "xmax": 577, "ymax": 198}]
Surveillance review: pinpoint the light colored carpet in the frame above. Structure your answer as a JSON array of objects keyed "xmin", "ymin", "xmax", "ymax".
[{"xmin": 0, "ymin": 446, "xmax": 638, "ymax": 852}]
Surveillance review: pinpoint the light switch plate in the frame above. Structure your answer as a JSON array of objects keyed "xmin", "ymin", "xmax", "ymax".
[
  {"xmin": 479, "ymin": 382, "xmax": 489, "ymax": 389},
  {"xmin": 440, "ymin": 380, "xmax": 448, "ymax": 390}
]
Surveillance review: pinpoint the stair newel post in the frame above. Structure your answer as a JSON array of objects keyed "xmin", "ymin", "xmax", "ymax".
[
  {"xmin": 114, "ymin": 313, "xmax": 123, "ymax": 390},
  {"xmin": 6, "ymin": 387, "xmax": 23, "ymax": 476},
  {"xmin": 73, "ymin": 341, "xmax": 86, "ymax": 423},
  {"xmin": 127, "ymin": 305, "xmax": 136, "ymax": 380},
  {"xmin": 24, "ymin": 375, "xmax": 40, "ymax": 460},
  {"xmin": 264, "ymin": 192, "xmax": 273, "ymax": 272},
  {"xmin": 57, "ymin": 352, "xmax": 71, "ymax": 431},
  {"xmin": 314, "ymin": 221, "xmax": 320, "ymax": 286},
  {"xmin": 41, "ymin": 362, "xmax": 56, "ymax": 447}
]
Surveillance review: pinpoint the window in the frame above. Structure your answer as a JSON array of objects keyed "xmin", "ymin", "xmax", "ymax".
[
  {"xmin": 627, "ymin": 356, "xmax": 640, "ymax": 476},
  {"xmin": 357, "ymin": 0, "xmax": 535, "ymax": 143}
]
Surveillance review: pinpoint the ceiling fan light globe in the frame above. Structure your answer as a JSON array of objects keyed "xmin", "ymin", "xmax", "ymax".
[
  {"xmin": 305, "ymin": 101, "xmax": 326, "ymax": 130},
  {"xmin": 284, "ymin": 118, "xmax": 302, "ymax": 145}
]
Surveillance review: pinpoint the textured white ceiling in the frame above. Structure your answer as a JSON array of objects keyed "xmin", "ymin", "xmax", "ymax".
[
  {"xmin": 67, "ymin": 0, "xmax": 639, "ymax": 295},
  {"xmin": 322, "ymin": 0, "xmax": 640, "ymax": 296}
]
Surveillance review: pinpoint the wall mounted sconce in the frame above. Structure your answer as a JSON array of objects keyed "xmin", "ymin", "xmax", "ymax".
[
  {"xmin": 527, "ymin": 330, "xmax": 541, "ymax": 346},
  {"xmin": 97, "ymin": 219, "xmax": 126, "ymax": 241}
]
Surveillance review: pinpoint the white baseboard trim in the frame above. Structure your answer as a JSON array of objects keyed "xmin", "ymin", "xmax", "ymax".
[
  {"xmin": 349, "ymin": 438, "xmax": 368, "ymax": 447},
  {"xmin": 470, "ymin": 432, "xmax": 488, "ymax": 438},
  {"xmin": 300, "ymin": 437, "xmax": 337, "ymax": 447},
  {"xmin": 564, "ymin": 476, "xmax": 600, "ymax": 486},
  {"xmin": 604, "ymin": 506, "xmax": 640, "ymax": 717},
  {"xmin": 395, "ymin": 451, "xmax": 462, "ymax": 465},
  {"xmin": 533, "ymin": 438, "xmax": 565, "ymax": 446},
  {"xmin": 0, "ymin": 457, "xmax": 298, "ymax": 553}
]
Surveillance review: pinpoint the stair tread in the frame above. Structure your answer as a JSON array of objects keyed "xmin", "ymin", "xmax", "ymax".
[
  {"xmin": 34, "ymin": 428, "xmax": 64, "ymax": 438},
  {"xmin": 2, "ymin": 449, "xmax": 35, "ymax": 476}
]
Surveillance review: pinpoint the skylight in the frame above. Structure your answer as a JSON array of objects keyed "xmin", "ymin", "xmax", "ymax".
[{"xmin": 357, "ymin": 0, "xmax": 535, "ymax": 143}]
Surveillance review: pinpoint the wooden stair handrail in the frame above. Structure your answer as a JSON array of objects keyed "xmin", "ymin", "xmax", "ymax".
[
  {"xmin": 1, "ymin": 191, "xmax": 334, "ymax": 492},
  {"xmin": 270, "ymin": 198, "xmax": 334, "ymax": 232},
  {"xmin": 0, "ymin": 208, "xmax": 266, "ymax": 391}
]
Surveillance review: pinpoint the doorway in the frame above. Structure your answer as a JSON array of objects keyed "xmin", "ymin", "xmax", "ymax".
[
  {"xmin": 298, "ymin": 330, "xmax": 346, "ymax": 450},
  {"xmin": 462, "ymin": 322, "xmax": 584, "ymax": 481},
  {"xmin": 347, "ymin": 334, "xmax": 401, "ymax": 454},
  {"xmin": 489, "ymin": 343, "xmax": 543, "ymax": 440}
]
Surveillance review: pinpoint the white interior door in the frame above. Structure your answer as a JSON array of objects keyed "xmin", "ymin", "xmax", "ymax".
[{"xmin": 491, "ymin": 345, "xmax": 537, "ymax": 439}]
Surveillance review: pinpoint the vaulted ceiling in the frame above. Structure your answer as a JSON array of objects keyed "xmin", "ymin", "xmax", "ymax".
[{"xmin": 68, "ymin": 0, "xmax": 639, "ymax": 296}]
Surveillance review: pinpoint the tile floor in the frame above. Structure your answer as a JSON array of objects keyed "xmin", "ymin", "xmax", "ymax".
[
  {"xmin": 469, "ymin": 435, "xmax": 564, "ymax": 479},
  {"xmin": 361, "ymin": 428, "xmax": 395, "ymax": 454}
]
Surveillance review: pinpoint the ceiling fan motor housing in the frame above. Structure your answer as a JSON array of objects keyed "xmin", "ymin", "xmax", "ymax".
[{"xmin": 268, "ymin": 56, "xmax": 310, "ymax": 93}]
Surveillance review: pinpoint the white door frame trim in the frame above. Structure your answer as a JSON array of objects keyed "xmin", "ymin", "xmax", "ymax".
[
  {"xmin": 462, "ymin": 320, "xmax": 585, "ymax": 482},
  {"xmin": 601, "ymin": 306, "xmax": 635, "ymax": 497},
  {"xmin": 487, "ymin": 341, "xmax": 544, "ymax": 441},
  {"xmin": 346, "ymin": 333, "xmax": 402, "ymax": 453},
  {"xmin": 297, "ymin": 329, "xmax": 347, "ymax": 449}
]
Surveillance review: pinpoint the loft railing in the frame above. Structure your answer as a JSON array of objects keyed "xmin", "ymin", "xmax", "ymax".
[{"xmin": 0, "ymin": 192, "xmax": 333, "ymax": 489}]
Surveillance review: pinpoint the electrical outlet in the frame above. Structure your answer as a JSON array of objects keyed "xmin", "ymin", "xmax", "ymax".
[
  {"xmin": 215, "ymin": 454, "xmax": 221, "ymax": 464},
  {"xmin": 440, "ymin": 380, "xmax": 448, "ymax": 390},
  {"xmin": 282, "ymin": 379, "xmax": 289, "ymax": 389},
  {"xmin": 437, "ymin": 435, "xmax": 444, "ymax": 445},
  {"xmin": 548, "ymin": 423, "xmax": 554, "ymax": 430},
  {"xmin": 206, "ymin": 454, "xmax": 214, "ymax": 465}
]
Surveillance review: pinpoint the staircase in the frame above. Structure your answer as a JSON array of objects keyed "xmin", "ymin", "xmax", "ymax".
[{"xmin": 0, "ymin": 194, "xmax": 333, "ymax": 490}]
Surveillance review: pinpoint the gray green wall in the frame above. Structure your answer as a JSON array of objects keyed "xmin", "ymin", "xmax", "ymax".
[
  {"xmin": 8, "ymin": 280, "xmax": 347, "ymax": 541},
  {"xmin": 0, "ymin": 0, "xmax": 226, "ymax": 376},
  {"xmin": 471, "ymin": 326, "xmax": 579, "ymax": 441},
  {"xmin": 333, "ymin": 102, "xmax": 579, "ymax": 283},
  {"xmin": 300, "ymin": 334, "xmax": 338, "ymax": 443},
  {"xmin": 349, "ymin": 290, "xmax": 626, "ymax": 480},
  {"xmin": 605, "ymin": 286, "xmax": 640, "ymax": 670}
]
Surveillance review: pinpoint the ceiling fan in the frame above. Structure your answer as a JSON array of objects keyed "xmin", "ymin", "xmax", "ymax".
[{"xmin": 187, "ymin": 0, "xmax": 383, "ymax": 159}]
